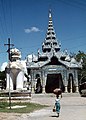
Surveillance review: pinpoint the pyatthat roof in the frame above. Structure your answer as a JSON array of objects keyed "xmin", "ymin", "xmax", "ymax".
[
  {"xmin": 26, "ymin": 51, "xmax": 82, "ymax": 69},
  {"xmin": 59, "ymin": 59, "xmax": 82, "ymax": 68},
  {"xmin": 26, "ymin": 10, "xmax": 82, "ymax": 69}
]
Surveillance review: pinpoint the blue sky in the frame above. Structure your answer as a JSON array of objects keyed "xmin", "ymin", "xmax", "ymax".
[{"xmin": 0, "ymin": 0, "xmax": 86, "ymax": 68}]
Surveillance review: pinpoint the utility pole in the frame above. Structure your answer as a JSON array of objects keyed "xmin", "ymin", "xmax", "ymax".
[{"xmin": 4, "ymin": 38, "xmax": 14, "ymax": 109}]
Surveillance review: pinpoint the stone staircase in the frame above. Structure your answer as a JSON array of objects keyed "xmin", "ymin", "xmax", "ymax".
[{"xmin": 0, "ymin": 90, "xmax": 31, "ymax": 101}]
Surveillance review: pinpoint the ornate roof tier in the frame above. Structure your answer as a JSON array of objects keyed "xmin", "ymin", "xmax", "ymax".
[{"xmin": 42, "ymin": 9, "xmax": 61, "ymax": 53}]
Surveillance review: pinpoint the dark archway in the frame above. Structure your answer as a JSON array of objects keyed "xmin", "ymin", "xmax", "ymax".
[
  {"xmin": 67, "ymin": 73, "xmax": 76, "ymax": 93},
  {"xmin": 45, "ymin": 73, "xmax": 64, "ymax": 93},
  {"xmin": 35, "ymin": 77, "xmax": 42, "ymax": 93}
]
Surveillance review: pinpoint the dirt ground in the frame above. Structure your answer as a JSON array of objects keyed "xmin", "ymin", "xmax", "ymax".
[{"xmin": 0, "ymin": 93, "xmax": 86, "ymax": 120}]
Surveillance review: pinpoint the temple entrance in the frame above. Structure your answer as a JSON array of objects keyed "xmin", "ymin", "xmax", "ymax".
[{"xmin": 45, "ymin": 73, "xmax": 64, "ymax": 93}]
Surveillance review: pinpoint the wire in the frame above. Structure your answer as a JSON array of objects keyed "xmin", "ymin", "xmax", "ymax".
[
  {"xmin": 67, "ymin": 43, "xmax": 86, "ymax": 52},
  {"xmin": 67, "ymin": 0, "xmax": 86, "ymax": 7},
  {"xmin": 60, "ymin": 35, "xmax": 86, "ymax": 43},
  {"xmin": 1, "ymin": 0, "xmax": 8, "ymax": 36},
  {"xmin": 0, "ymin": 0, "xmax": 7, "ymax": 41},
  {"xmin": 15, "ymin": 36, "xmax": 86, "ymax": 54},
  {"xmin": 8, "ymin": 0, "xmax": 14, "ymax": 40},
  {"xmin": 57, "ymin": 0, "xmax": 86, "ymax": 11}
]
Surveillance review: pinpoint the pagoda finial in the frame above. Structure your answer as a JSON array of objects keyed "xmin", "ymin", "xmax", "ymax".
[
  {"xmin": 49, "ymin": 9, "xmax": 52, "ymax": 18},
  {"xmin": 42, "ymin": 9, "xmax": 61, "ymax": 53}
]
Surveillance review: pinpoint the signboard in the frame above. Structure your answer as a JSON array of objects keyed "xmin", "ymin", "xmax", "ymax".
[{"xmin": 43, "ymin": 65, "xmax": 66, "ymax": 72}]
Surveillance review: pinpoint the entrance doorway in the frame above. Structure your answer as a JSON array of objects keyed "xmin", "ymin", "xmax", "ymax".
[
  {"xmin": 45, "ymin": 73, "xmax": 64, "ymax": 93},
  {"xmin": 67, "ymin": 73, "xmax": 76, "ymax": 92}
]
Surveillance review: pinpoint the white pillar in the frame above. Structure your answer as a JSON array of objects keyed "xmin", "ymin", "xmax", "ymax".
[
  {"xmin": 70, "ymin": 79, "xmax": 72, "ymax": 93},
  {"xmin": 6, "ymin": 73, "xmax": 9, "ymax": 90},
  {"xmin": 64, "ymin": 70, "xmax": 68, "ymax": 93},
  {"xmin": 65, "ymin": 86, "xmax": 68, "ymax": 93},
  {"xmin": 16, "ymin": 71, "xmax": 24, "ymax": 90},
  {"xmin": 74, "ymin": 70, "xmax": 79, "ymax": 93},
  {"xmin": 42, "ymin": 87, "xmax": 45, "ymax": 93},
  {"xmin": 6, "ymin": 73, "xmax": 13, "ymax": 90},
  {"xmin": 76, "ymin": 86, "xmax": 79, "ymax": 93}
]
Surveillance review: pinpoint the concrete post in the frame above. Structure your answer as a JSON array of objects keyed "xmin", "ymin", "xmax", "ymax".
[
  {"xmin": 76, "ymin": 86, "xmax": 79, "ymax": 93},
  {"xmin": 70, "ymin": 79, "xmax": 72, "ymax": 93},
  {"xmin": 65, "ymin": 86, "xmax": 68, "ymax": 93}
]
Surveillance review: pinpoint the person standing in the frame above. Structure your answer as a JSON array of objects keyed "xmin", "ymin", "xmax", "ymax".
[{"xmin": 55, "ymin": 95, "xmax": 60, "ymax": 117}]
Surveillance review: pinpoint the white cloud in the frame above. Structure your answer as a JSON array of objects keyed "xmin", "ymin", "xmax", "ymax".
[
  {"xmin": 24, "ymin": 27, "xmax": 41, "ymax": 33},
  {"xmin": 0, "ymin": 62, "xmax": 7, "ymax": 71}
]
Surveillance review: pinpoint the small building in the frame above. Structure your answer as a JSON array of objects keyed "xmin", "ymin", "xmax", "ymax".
[{"xmin": 26, "ymin": 10, "xmax": 82, "ymax": 93}]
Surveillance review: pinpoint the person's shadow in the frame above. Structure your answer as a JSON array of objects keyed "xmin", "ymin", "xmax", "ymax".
[{"xmin": 50, "ymin": 115, "xmax": 59, "ymax": 118}]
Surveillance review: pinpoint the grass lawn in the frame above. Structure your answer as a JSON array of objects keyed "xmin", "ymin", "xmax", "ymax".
[{"xmin": 0, "ymin": 101, "xmax": 47, "ymax": 113}]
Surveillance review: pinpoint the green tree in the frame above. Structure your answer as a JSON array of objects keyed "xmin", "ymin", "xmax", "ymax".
[
  {"xmin": 75, "ymin": 51, "xmax": 86, "ymax": 84},
  {"xmin": 0, "ymin": 71, "xmax": 6, "ymax": 89},
  {"xmin": 0, "ymin": 71, "xmax": 6, "ymax": 80}
]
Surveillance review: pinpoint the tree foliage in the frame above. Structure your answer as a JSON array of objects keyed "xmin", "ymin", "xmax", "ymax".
[
  {"xmin": 0, "ymin": 71, "xmax": 6, "ymax": 89},
  {"xmin": 0, "ymin": 71, "xmax": 6, "ymax": 80},
  {"xmin": 75, "ymin": 51, "xmax": 86, "ymax": 83}
]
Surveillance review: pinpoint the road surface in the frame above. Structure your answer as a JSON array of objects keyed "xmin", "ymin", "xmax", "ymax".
[{"xmin": 0, "ymin": 93, "xmax": 86, "ymax": 120}]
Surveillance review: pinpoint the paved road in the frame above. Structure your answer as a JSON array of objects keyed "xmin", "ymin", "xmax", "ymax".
[
  {"xmin": 0, "ymin": 93, "xmax": 86, "ymax": 120},
  {"xmin": 20, "ymin": 93, "xmax": 86, "ymax": 120}
]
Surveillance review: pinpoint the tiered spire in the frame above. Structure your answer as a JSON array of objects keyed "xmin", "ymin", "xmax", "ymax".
[{"xmin": 42, "ymin": 9, "xmax": 61, "ymax": 53}]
